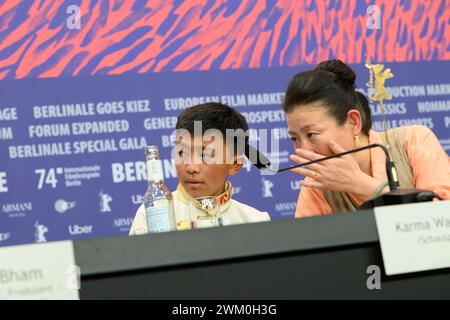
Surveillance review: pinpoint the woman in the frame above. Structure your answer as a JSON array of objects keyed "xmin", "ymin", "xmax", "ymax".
[{"xmin": 283, "ymin": 59, "xmax": 450, "ymax": 217}]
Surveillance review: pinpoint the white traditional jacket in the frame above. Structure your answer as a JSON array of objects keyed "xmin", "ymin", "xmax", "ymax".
[{"xmin": 129, "ymin": 182, "xmax": 270, "ymax": 235}]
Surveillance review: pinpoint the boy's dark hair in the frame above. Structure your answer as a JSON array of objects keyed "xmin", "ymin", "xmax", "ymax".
[
  {"xmin": 176, "ymin": 102, "xmax": 249, "ymax": 154},
  {"xmin": 282, "ymin": 59, "xmax": 371, "ymax": 134}
]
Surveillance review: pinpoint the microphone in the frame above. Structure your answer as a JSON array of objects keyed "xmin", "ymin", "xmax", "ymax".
[
  {"xmin": 244, "ymin": 143, "xmax": 442, "ymax": 208},
  {"xmin": 244, "ymin": 143, "xmax": 272, "ymax": 170},
  {"xmin": 245, "ymin": 143, "xmax": 399, "ymax": 190}
]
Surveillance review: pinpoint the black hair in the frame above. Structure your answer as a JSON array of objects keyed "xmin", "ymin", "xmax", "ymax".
[
  {"xmin": 282, "ymin": 59, "xmax": 371, "ymax": 134},
  {"xmin": 355, "ymin": 91, "xmax": 372, "ymax": 134},
  {"xmin": 175, "ymin": 102, "xmax": 249, "ymax": 155}
]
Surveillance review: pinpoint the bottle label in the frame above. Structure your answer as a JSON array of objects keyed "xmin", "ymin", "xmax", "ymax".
[
  {"xmin": 146, "ymin": 159, "xmax": 164, "ymax": 182},
  {"xmin": 146, "ymin": 199, "xmax": 174, "ymax": 232}
]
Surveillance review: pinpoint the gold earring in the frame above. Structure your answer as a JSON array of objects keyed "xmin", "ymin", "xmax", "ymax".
[{"xmin": 354, "ymin": 135, "xmax": 360, "ymax": 148}]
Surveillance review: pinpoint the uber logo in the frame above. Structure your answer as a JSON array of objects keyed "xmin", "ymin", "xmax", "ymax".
[
  {"xmin": 0, "ymin": 171, "xmax": 8, "ymax": 193},
  {"xmin": 68, "ymin": 225, "xmax": 93, "ymax": 235}
]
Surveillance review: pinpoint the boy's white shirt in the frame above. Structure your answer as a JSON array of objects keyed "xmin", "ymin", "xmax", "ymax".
[{"xmin": 129, "ymin": 182, "xmax": 270, "ymax": 235}]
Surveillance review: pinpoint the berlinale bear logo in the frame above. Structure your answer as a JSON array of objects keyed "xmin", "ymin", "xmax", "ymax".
[
  {"xmin": 261, "ymin": 178, "xmax": 274, "ymax": 198},
  {"xmin": 99, "ymin": 191, "xmax": 113, "ymax": 213},
  {"xmin": 34, "ymin": 221, "xmax": 48, "ymax": 243}
]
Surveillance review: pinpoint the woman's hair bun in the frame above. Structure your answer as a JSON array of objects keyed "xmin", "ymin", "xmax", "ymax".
[{"xmin": 314, "ymin": 59, "xmax": 356, "ymax": 87}]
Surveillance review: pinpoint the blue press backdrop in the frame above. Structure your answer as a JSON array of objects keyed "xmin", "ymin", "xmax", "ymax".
[{"xmin": 0, "ymin": 1, "xmax": 449, "ymax": 246}]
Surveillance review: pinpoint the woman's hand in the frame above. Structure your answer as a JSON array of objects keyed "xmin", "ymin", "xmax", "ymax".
[{"xmin": 289, "ymin": 140, "xmax": 382, "ymax": 199}]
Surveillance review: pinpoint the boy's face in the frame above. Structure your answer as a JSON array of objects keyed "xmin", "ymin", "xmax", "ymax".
[{"xmin": 175, "ymin": 132, "xmax": 243, "ymax": 198}]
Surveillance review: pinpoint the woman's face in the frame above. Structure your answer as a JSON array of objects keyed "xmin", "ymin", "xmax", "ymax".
[{"xmin": 286, "ymin": 102, "xmax": 356, "ymax": 156}]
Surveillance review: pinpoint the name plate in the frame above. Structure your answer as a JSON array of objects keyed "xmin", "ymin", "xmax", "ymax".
[
  {"xmin": 374, "ymin": 200, "xmax": 450, "ymax": 276},
  {"xmin": 0, "ymin": 241, "xmax": 79, "ymax": 300}
]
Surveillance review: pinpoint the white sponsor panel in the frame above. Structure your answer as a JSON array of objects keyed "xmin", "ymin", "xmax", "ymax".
[{"xmin": 0, "ymin": 241, "xmax": 79, "ymax": 299}]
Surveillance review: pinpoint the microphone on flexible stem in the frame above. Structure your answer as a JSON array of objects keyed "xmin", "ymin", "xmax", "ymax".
[
  {"xmin": 244, "ymin": 143, "xmax": 442, "ymax": 208},
  {"xmin": 244, "ymin": 143, "xmax": 273, "ymax": 170}
]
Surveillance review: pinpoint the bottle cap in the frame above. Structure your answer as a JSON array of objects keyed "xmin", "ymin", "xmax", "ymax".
[{"xmin": 145, "ymin": 145, "xmax": 159, "ymax": 160}]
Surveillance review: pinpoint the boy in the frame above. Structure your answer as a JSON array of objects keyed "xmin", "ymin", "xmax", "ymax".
[{"xmin": 129, "ymin": 103, "xmax": 270, "ymax": 235}]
